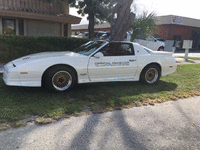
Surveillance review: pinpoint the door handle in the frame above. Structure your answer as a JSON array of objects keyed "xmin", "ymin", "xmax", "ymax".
[{"xmin": 129, "ymin": 59, "xmax": 136, "ymax": 62}]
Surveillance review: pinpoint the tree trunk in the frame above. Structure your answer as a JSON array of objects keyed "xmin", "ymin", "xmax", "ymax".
[
  {"xmin": 110, "ymin": 0, "xmax": 135, "ymax": 41},
  {"xmin": 88, "ymin": 13, "xmax": 95, "ymax": 39}
]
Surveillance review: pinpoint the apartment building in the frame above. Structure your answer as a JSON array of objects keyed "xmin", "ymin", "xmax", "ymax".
[{"xmin": 0, "ymin": 0, "xmax": 81, "ymax": 36}]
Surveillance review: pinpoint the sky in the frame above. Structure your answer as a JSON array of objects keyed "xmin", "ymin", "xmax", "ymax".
[{"xmin": 69, "ymin": 0, "xmax": 200, "ymax": 25}]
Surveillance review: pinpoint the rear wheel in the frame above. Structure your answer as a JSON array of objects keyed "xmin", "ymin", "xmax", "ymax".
[
  {"xmin": 158, "ymin": 46, "xmax": 164, "ymax": 51},
  {"xmin": 43, "ymin": 66, "xmax": 77, "ymax": 92},
  {"xmin": 140, "ymin": 65, "xmax": 161, "ymax": 84}
]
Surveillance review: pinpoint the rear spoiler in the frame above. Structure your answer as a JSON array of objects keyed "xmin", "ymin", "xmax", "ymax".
[{"xmin": 152, "ymin": 51, "xmax": 174, "ymax": 56}]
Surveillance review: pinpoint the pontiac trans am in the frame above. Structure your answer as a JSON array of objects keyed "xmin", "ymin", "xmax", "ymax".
[{"xmin": 3, "ymin": 40, "xmax": 177, "ymax": 92}]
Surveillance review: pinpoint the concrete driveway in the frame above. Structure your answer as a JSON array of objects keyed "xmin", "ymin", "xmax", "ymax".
[{"xmin": 1, "ymin": 97, "xmax": 200, "ymax": 150}]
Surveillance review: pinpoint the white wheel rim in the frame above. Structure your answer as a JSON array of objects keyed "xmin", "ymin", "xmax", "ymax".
[
  {"xmin": 52, "ymin": 71, "xmax": 72, "ymax": 91},
  {"xmin": 145, "ymin": 68, "xmax": 158, "ymax": 84}
]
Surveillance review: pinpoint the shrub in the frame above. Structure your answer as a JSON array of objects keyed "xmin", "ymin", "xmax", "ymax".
[{"xmin": 0, "ymin": 35, "xmax": 90, "ymax": 63}]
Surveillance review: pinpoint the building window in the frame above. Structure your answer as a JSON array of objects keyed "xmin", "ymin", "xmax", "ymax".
[
  {"xmin": 18, "ymin": 19, "xmax": 24, "ymax": 35},
  {"xmin": 2, "ymin": 19, "xmax": 16, "ymax": 35},
  {"xmin": 64, "ymin": 24, "xmax": 68, "ymax": 36},
  {"xmin": 173, "ymin": 35, "xmax": 181, "ymax": 41}
]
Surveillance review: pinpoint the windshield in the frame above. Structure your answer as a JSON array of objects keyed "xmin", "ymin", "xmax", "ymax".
[{"xmin": 72, "ymin": 41, "xmax": 107, "ymax": 56}]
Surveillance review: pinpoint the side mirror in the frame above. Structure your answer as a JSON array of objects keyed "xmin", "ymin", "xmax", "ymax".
[{"xmin": 94, "ymin": 52, "xmax": 104, "ymax": 58}]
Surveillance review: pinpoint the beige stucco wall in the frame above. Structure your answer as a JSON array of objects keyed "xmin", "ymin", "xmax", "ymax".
[
  {"xmin": 26, "ymin": 20, "xmax": 62, "ymax": 36},
  {"xmin": 61, "ymin": 1, "xmax": 69, "ymax": 14},
  {"xmin": 0, "ymin": 17, "xmax": 72, "ymax": 37}
]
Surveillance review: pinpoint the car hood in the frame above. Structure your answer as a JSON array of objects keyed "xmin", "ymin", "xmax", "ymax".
[{"xmin": 11, "ymin": 51, "xmax": 82, "ymax": 66}]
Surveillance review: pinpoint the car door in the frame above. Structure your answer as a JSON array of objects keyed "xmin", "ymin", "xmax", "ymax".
[{"xmin": 87, "ymin": 43, "xmax": 138, "ymax": 82}]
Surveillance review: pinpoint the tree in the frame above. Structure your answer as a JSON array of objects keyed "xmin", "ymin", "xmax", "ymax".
[
  {"xmin": 41, "ymin": 0, "xmax": 135, "ymax": 41},
  {"xmin": 41, "ymin": 0, "xmax": 115, "ymax": 39},
  {"xmin": 109, "ymin": 0, "xmax": 135, "ymax": 41},
  {"xmin": 130, "ymin": 12, "xmax": 156, "ymax": 41},
  {"xmin": 70, "ymin": 0, "xmax": 118, "ymax": 39}
]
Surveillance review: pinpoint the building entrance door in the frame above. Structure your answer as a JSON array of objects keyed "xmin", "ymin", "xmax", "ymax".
[{"xmin": 192, "ymin": 30, "xmax": 200, "ymax": 49}]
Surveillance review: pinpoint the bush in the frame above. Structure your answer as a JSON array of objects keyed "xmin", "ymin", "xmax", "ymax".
[{"xmin": 0, "ymin": 35, "xmax": 90, "ymax": 63}]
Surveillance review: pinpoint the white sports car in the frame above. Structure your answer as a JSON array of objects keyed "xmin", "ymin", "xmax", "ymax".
[{"xmin": 3, "ymin": 40, "xmax": 177, "ymax": 92}]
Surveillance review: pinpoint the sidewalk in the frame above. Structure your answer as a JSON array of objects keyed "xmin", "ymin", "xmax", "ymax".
[
  {"xmin": 1, "ymin": 96, "xmax": 200, "ymax": 149},
  {"xmin": 175, "ymin": 58, "xmax": 200, "ymax": 65}
]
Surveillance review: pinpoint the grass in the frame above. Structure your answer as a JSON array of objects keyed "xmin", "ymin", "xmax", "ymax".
[{"xmin": 1, "ymin": 64, "xmax": 200, "ymax": 130}]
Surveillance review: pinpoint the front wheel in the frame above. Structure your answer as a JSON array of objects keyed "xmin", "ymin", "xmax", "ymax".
[
  {"xmin": 43, "ymin": 66, "xmax": 77, "ymax": 92},
  {"xmin": 140, "ymin": 65, "xmax": 161, "ymax": 84}
]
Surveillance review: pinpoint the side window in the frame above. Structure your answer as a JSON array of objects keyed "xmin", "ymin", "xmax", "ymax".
[
  {"xmin": 117, "ymin": 44, "xmax": 134, "ymax": 55},
  {"xmin": 99, "ymin": 43, "xmax": 134, "ymax": 56},
  {"xmin": 99, "ymin": 43, "xmax": 118, "ymax": 56}
]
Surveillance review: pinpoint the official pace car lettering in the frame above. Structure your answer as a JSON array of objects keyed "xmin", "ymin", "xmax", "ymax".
[{"xmin": 95, "ymin": 61, "xmax": 129, "ymax": 67}]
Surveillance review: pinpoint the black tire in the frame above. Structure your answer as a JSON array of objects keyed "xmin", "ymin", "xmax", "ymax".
[
  {"xmin": 140, "ymin": 65, "xmax": 161, "ymax": 84},
  {"xmin": 43, "ymin": 66, "xmax": 77, "ymax": 92},
  {"xmin": 158, "ymin": 46, "xmax": 164, "ymax": 51}
]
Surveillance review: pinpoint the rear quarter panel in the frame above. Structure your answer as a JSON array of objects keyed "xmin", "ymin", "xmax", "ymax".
[
  {"xmin": 136, "ymin": 54, "xmax": 176, "ymax": 78},
  {"xmin": 133, "ymin": 43, "xmax": 176, "ymax": 78}
]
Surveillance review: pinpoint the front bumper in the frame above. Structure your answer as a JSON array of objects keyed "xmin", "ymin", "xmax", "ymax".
[
  {"xmin": 3, "ymin": 69, "xmax": 41, "ymax": 87},
  {"xmin": 3, "ymin": 63, "xmax": 22, "ymax": 86}
]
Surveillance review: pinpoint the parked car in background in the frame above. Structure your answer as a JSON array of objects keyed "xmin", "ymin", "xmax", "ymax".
[
  {"xmin": 135, "ymin": 35, "xmax": 165, "ymax": 51},
  {"xmin": 94, "ymin": 31, "xmax": 106, "ymax": 39},
  {"xmin": 3, "ymin": 40, "xmax": 177, "ymax": 92},
  {"xmin": 73, "ymin": 32, "xmax": 106, "ymax": 39},
  {"xmin": 100, "ymin": 32, "xmax": 110, "ymax": 41},
  {"xmin": 100, "ymin": 32, "xmax": 131, "ymax": 41},
  {"xmin": 73, "ymin": 32, "xmax": 89, "ymax": 38},
  {"xmin": 156, "ymin": 38, "xmax": 165, "ymax": 42}
]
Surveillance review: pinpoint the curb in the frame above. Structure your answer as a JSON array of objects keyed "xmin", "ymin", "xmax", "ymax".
[
  {"xmin": 175, "ymin": 58, "xmax": 200, "ymax": 65},
  {"xmin": 0, "ymin": 64, "xmax": 4, "ymax": 74}
]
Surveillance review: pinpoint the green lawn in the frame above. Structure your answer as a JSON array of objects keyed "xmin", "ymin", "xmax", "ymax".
[{"xmin": 1, "ymin": 64, "xmax": 200, "ymax": 127}]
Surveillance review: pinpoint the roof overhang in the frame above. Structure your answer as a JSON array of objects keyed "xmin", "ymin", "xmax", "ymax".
[
  {"xmin": 156, "ymin": 15, "xmax": 200, "ymax": 28},
  {"xmin": 72, "ymin": 23, "xmax": 111, "ymax": 30},
  {"xmin": 0, "ymin": 9, "xmax": 81, "ymax": 24}
]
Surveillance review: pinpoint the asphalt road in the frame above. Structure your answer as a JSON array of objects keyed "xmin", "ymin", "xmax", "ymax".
[{"xmin": 1, "ymin": 97, "xmax": 200, "ymax": 150}]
